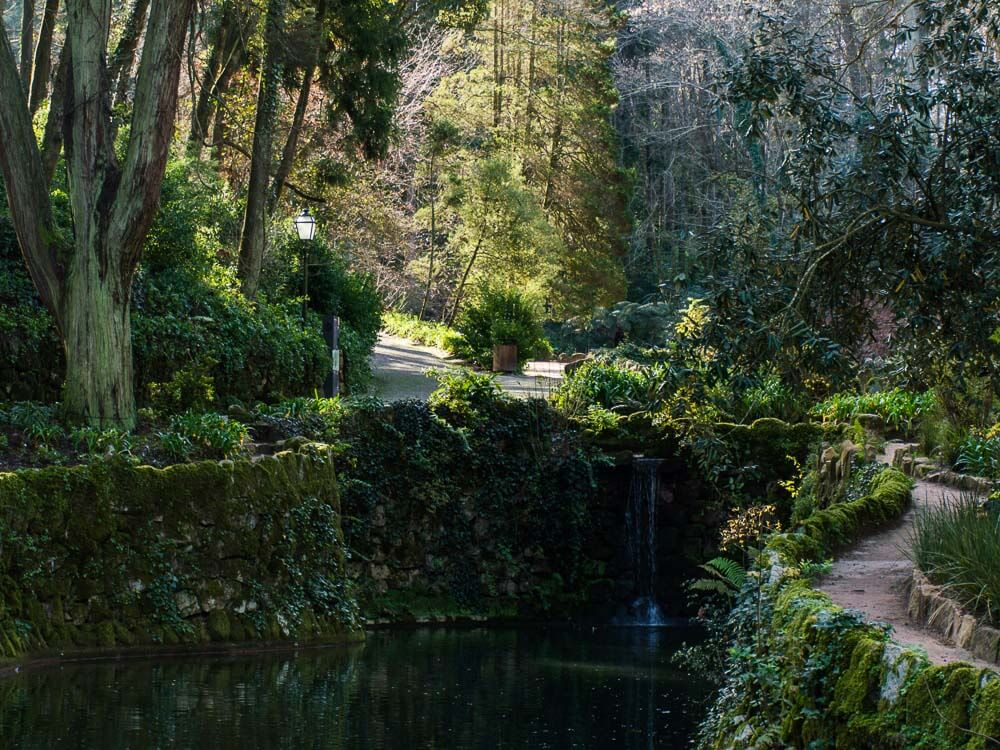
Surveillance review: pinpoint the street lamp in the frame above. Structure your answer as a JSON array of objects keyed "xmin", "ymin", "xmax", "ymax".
[
  {"xmin": 294, "ymin": 208, "xmax": 316, "ymax": 241},
  {"xmin": 295, "ymin": 209, "xmax": 316, "ymax": 323}
]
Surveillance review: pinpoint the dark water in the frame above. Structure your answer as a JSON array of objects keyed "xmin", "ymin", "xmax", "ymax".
[{"xmin": 0, "ymin": 626, "xmax": 710, "ymax": 749}]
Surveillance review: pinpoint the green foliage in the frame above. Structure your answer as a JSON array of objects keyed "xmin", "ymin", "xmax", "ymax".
[
  {"xmin": 0, "ymin": 446, "xmax": 358, "ymax": 659},
  {"xmin": 689, "ymin": 557, "xmax": 747, "ymax": 599},
  {"xmin": 147, "ymin": 360, "xmax": 217, "ymax": 414},
  {"xmin": 955, "ymin": 431, "xmax": 1000, "ymax": 478},
  {"xmin": 160, "ymin": 411, "xmax": 250, "ymax": 461},
  {"xmin": 811, "ymin": 389, "xmax": 936, "ymax": 436},
  {"xmin": 427, "ymin": 368, "xmax": 504, "ymax": 419},
  {"xmin": 382, "ymin": 311, "xmax": 462, "ymax": 351},
  {"xmin": 552, "ymin": 359, "xmax": 655, "ymax": 415},
  {"xmin": 263, "ymin": 237, "xmax": 383, "ymax": 392},
  {"xmin": 453, "ymin": 286, "xmax": 551, "ymax": 368},
  {"xmin": 910, "ymin": 493, "xmax": 1000, "ymax": 624}
]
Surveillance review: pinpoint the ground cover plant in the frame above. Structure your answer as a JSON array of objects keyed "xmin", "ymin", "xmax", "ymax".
[{"xmin": 910, "ymin": 493, "xmax": 1000, "ymax": 624}]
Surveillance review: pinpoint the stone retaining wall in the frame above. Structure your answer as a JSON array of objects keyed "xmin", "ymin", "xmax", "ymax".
[{"xmin": 905, "ymin": 569, "xmax": 1000, "ymax": 666}]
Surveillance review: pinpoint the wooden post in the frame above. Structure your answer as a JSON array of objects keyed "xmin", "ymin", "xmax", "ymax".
[{"xmin": 323, "ymin": 315, "xmax": 340, "ymax": 396}]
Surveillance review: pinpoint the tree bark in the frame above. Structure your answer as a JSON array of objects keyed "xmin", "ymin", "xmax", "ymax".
[
  {"xmin": 0, "ymin": 0, "xmax": 194, "ymax": 427},
  {"xmin": 109, "ymin": 0, "xmax": 150, "ymax": 108},
  {"xmin": 419, "ymin": 156, "xmax": 437, "ymax": 321},
  {"xmin": 20, "ymin": 0, "xmax": 35, "ymax": 93},
  {"xmin": 27, "ymin": 0, "xmax": 58, "ymax": 114},
  {"xmin": 187, "ymin": 0, "xmax": 249, "ymax": 157},
  {"xmin": 445, "ymin": 237, "xmax": 482, "ymax": 326},
  {"xmin": 270, "ymin": 63, "xmax": 316, "ymax": 210},
  {"xmin": 237, "ymin": 0, "xmax": 286, "ymax": 299},
  {"xmin": 40, "ymin": 37, "xmax": 69, "ymax": 184}
]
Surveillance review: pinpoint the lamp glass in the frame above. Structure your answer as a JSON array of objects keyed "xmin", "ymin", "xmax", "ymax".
[{"xmin": 294, "ymin": 210, "xmax": 316, "ymax": 241}]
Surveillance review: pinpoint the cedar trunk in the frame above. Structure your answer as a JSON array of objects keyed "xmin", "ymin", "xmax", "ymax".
[{"xmin": 61, "ymin": 263, "xmax": 135, "ymax": 426}]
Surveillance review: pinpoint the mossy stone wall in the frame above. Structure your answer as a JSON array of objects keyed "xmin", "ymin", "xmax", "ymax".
[
  {"xmin": 0, "ymin": 444, "xmax": 358, "ymax": 666},
  {"xmin": 703, "ymin": 468, "xmax": 1000, "ymax": 749}
]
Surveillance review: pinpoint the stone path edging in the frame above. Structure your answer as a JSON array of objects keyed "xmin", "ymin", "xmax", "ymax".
[{"xmin": 904, "ymin": 568, "xmax": 1000, "ymax": 666}]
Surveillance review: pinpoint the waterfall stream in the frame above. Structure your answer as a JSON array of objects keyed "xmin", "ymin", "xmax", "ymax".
[{"xmin": 624, "ymin": 457, "xmax": 665, "ymax": 626}]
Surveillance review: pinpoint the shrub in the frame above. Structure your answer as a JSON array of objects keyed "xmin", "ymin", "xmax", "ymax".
[
  {"xmin": 453, "ymin": 286, "xmax": 551, "ymax": 368},
  {"xmin": 134, "ymin": 267, "xmax": 329, "ymax": 407},
  {"xmin": 810, "ymin": 388, "xmax": 935, "ymax": 436},
  {"xmin": 158, "ymin": 411, "xmax": 249, "ymax": 461},
  {"xmin": 955, "ymin": 430, "xmax": 1000, "ymax": 478},
  {"xmin": 551, "ymin": 359, "xmax": 653, "ymax": 416},
  {"xmin": 910, "ymin": 493, "xmax": 1000, "ymax": 624},
  {"xmin": 382, "ymin": 311, "xmax": 462, "ymax": 352},
  {"xmin": 427, "ymin": 368, "xmax": 505, "ymax": 420},
  {"xmin": 262, "ymin": 237, "xmax": 383, "ymax": 393}
]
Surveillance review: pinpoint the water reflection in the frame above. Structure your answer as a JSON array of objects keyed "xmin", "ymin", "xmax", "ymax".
[{"xmin": 0, "ymin": 626, "xmax": 709, "ymax": 749}]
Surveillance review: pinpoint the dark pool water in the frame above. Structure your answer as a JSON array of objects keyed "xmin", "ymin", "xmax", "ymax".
[{"xmin": 0, "ymin": 626, "xmax": 710, "ymax": 749}]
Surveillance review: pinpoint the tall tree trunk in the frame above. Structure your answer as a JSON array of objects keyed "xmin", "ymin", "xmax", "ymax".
[
  {"xmin": 445, "ymin": 238, "xmax": 482, "ymax": 326},
  {"xmin": 270, "ymin": 63, "xmax": 316, "ymax": 209},
  {"xmin": 419, "ymin": 153, "xmax": 437, "ymax": 321},
  {"xmin": 61, "ymin": 251, "xmax": 135, "ymax": 426},
  {"xmin": 188, "ymin": 0, "xmax": 249, "ymax": 157},
  {"xmin": 0, "ymin": 0, "xmax": 194, "ymax": 427},
  {"xmin": 27, "ymin": 0, "xmax": 58, "ymax": 114},
  {"xmin": 20, "ymin": 0, "xmax": 35, "ymax": 93},
  {"xmin": 237, "ymin": 0, "xmax": 286, "ymax": 299},
  {"xmin": 40, "ymin": 36, "xmax": 69, "ymax": 184},
  {"xmin": 109, "ymin": 0, "xmax": 150, "ymax": 107}
]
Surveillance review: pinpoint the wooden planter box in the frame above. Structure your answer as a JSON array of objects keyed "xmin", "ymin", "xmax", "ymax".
[{"xmin": 492, "ymin": 344, "xmax": 518, "ymax": 373}]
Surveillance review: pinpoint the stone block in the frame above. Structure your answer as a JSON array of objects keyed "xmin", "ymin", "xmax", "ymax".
[
  {"xmin": 955, "ymin": 615, "xmax": 978, "ymax": 650},
  {"xmin": 970, "ymin": 625, "xmax": 1000, "ymax": 664},
  {"xmin": 927, "ymin": 595, "xmax": 958, "ymax": 638}
]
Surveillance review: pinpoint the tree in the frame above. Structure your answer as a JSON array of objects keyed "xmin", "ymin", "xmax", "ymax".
[{"xmin": 0, "ymin": 0, "xmax": 194, "ymax": 427}]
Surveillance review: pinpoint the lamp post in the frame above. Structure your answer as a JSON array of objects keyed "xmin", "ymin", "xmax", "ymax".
[{"xmin": 294, "ymin": 209, "xmax": 316, "ymax": 323}]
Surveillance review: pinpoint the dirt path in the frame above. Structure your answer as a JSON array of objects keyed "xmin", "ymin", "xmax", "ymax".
[
  {"xmin": 372, "ymin": 333, "xmax": 564, "ymax": 402},
  {"xmin": 817, "ymin": 443, "xmax": 995, "ymax": 669}
]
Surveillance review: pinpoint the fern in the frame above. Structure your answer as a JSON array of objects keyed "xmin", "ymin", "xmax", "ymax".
[{"xmin": 690, "ymin": 557, "xmax": 747, "ymax": 598}]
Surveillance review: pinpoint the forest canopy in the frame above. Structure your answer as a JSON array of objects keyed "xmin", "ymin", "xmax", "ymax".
[{"xmin": 0, "ymin": 0, "xmax": 998, "ymax": 427}]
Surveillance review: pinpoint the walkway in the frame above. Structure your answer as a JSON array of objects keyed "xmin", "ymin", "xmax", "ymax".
[
  {"xmin": 817, "ymin": 443, "xmax": 995, "ymax": 669},
  {"xmin": 372, "ymin": 333, "xmax": 564, "ymax": 402}
]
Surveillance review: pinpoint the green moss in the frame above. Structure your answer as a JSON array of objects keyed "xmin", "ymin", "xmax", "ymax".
[
  {"xmin": 206, "ymin": 610, "xmax": 231, "ymax": 642},
  {"xmin": 968, "ymin": 678, "xmax": 1000, "ymax": 750},
  {"xmin": 0, "ymin": 445, "xmax": 358, "ymax": 665},
  {"xmin": 96, "ymin": 621, "xmax": 115, "ymax": 648},
  {"xmin": 705, "ymin": 465, "xmax": 1000, "ymax": 749}
]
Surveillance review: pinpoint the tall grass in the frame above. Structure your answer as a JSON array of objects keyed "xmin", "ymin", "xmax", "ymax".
[{"xmin": 909, "ymin": 493, "xmax": 1000, "ymax": 624}]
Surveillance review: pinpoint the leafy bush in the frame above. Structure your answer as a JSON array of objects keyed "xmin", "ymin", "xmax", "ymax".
[
  {"xmin": 955, "ymin": 430, "xmax": 1000, "ymax": 478},
  {"xmin": 427, "ymin": 368, "xmax": 505, "ymax": 419},
  {"xmin": 382, "ymin": 311, "xmax": 462, "ymax": 352},
  {"xmin": 159, "ymin": 411, "xmax": 249, "ymax": 461},
  {"xmin": 910, "ymin": 493, "xmax": 1000, "ymax": 624},
  {"xmin": 262, "ymin": 237, "xmax": 383, "ymax": 393},
  {"xmin": 552, "ymin": 359, "xmax": 654, "ymax": 416},
  {"xmin": 810, "ymin": 388, "xmax": 935, "ymax": 436},
  {"xmin": 134, "ymin": 267, "xmax": 329, "ymax": 408},
  {"xmin": 453, "ymin": 286, "xmax": 551, "ymax": 368}
]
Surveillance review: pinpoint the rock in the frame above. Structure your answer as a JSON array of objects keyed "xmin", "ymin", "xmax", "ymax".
[
  {"xmin": 956, "ymin": 615, "xmax": 978, "ymax": 650},
  {"xmin": 856, "ymin": 413, "xmax": 884, "ymax": 431},
  {"xmin": 927, "ymin": 594, "xmax": 958, "ymax": 638},
  {"xmin": 970, "ymin": 625, "xmax": 1000, "ymax": 664}
]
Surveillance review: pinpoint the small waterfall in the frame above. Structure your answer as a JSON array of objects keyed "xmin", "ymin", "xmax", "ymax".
[{"xmin": 624, "ymin": 457, "xmax": 665, "ymax": 626}]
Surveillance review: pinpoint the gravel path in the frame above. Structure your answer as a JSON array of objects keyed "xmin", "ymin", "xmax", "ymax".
[
  {"xmin": 817, "ymin": 443, "xmax": 994, "ymax": 669},
  {"xmin": 371, "ymin": 333, "xmax": 564, "ymax": 402}
]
